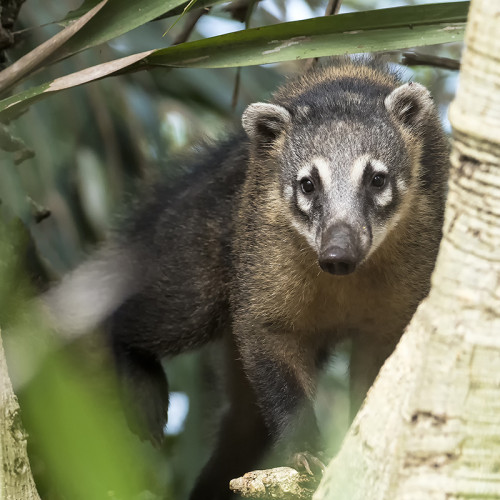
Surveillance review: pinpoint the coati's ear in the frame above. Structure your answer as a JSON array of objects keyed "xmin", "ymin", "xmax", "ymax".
[
  {"xmin": 242, "ymin": 103, "xmax": 291, "ymax": 143},
  {"xmin": 385, "ymin": 82, "xmax": 434, "ymax": 129}
]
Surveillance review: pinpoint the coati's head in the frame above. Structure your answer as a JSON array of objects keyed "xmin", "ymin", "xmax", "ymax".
[{"xmin": 242, "ymin": 61, "xmax": 440, "ymax": 276}]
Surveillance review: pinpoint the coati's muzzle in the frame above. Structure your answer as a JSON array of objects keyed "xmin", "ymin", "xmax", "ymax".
[{"xmin": 318, "ymin": 223, "xmax": 363, "ymax": 276}]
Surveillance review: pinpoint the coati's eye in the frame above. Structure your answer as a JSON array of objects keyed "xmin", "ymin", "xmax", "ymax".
[
  {"xmin": 300, "ymin": 178, "xmax": 315, "ymax": 194},
  {"xmin": 371, "ymin": 174, "xmax": 386, "ymax": 188}
]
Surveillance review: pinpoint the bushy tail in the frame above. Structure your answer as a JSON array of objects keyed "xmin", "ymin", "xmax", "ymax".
[{"xmin": 42, "ymin": 244, "xmax": 144, "ymax": 339}]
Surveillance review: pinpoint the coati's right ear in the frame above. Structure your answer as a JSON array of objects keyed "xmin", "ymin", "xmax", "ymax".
[
  {"xmin": 384, "ymin": 82, "xmax": 434, "ymax": 130},
  {"xmin": 242, "ymin": 103, "xmax": 291, "ymax": 143}
]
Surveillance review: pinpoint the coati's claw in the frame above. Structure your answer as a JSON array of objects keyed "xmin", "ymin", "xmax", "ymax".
[{"xmin": 290, "ymin": 451, "xmax": 326, "ymax": 476}]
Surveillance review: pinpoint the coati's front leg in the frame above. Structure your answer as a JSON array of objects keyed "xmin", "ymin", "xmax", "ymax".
[
  {"xmin": 190, "ymin": 324, "xmax": 323, "ymax": 500},
  {"xmin": 349, "ymin": 331, "xmax": 401, "ymax": 420},
  {"xmin": 189, "ymin": 337, "xmax": 271, "ymax": 500},
  {"xmin": 235, "ymin": 320, "xmax": 325, "ymax": 474}
]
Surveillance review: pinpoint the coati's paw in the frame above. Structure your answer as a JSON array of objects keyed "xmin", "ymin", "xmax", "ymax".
[
  {"xmin": 116, "ymin": 351, "xmax": 170, "ymax": 447},
  {"xmin": 289, "ymin": 451, "xmax": 326, "ymax": 476}
]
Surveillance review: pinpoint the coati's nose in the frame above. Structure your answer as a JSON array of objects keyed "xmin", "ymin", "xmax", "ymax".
[
  {"xmin": 319, "ymin": 247, "xmax": 357, "ymax": 275},
  {"xmin": 319, "ymin": 224, "xmax": 361, "ymax": 276}
]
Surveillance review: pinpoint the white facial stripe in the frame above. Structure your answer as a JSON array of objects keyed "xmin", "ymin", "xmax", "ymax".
[
  {"xmin": 367, "ymin": 212, "xmax": 402, "ymax": 259},
  {"xmin": 296, "ymin": 194, "xmax": 312, "ymax": 214},
  {"xmin": 312, "ymin": 156, "xmax": 332, "ymax": 191},
  {"xmin": 296, "ymin": 157, "xmax": 332, "ymax": 189},
  {"xmin": 291, "ymin": 220, "xmax": 317, "ymax": 250},
  {"xmin": 297, "ymin": 165, "xmax": 312, "ymax": 183},
  {"xmin": 375, "ymin": 185, "xmax": 393, "ymax": 207},
  {"xmin": 370, "ymin": 159, "xmax": 388, "ymax": 174},
  {"xmin": 396, "ymin": 177, "xmax": 408, "ymax": 193},
  {"xmin": 350, "ymin": 157, "xmax": 389, "ymax": 187},
  {"xmin": 350, "ymin": 156, "xmax": 369, "ymax": 186},
  {"xmin": 368, "ymin": 225, "xmax": 388, "ymax": 259},
  {"xmin": 284, "ymin": 185, "xmax": 293, "ymax": 201},
  {"xmin": 297, "ymin": 165, "xmax": 318, "ymax": 214}
]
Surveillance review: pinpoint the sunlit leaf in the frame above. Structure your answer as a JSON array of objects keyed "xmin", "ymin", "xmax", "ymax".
[
  {"xmin": 0, "ymin": 51, "xmax": 154, "ymax": 121},
  {"xmin": 147, "ymin": 1, "xmax": 468, "ymax": 68},
  {"xmin": 49, "ymin": 0, "xmax": 190, "ymax": 62},
  {"xmin": 0, "ymin": 0, "xmax": 108, "ymax": 94},
  {"xmin": 60, "ymin": 0, "xmax": 221, "ymax": 25}
]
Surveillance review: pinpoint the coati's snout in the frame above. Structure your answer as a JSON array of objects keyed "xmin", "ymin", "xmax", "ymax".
[{"xmin": 319, "ymin": 223, "xmax": 362, "ymax": 275}]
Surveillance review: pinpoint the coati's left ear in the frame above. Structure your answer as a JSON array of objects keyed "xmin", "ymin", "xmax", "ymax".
[
  {"xmin": 385, "ymin": 82, "xmax": 434, "ymax": 129},
  {"xmin": 242, "ymin": 103, "xmax": 291, "ymax": 143}
]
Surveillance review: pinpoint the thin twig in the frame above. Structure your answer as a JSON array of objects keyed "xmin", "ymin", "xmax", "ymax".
[
  {"xmin": 303, "ymin": 0, "xmax": 343, "ymax": 71},
  {"xmin": 27, "ymin": 197, "xmax": 51, "ymax": 224},
  {"xmin": 231, "ymin": 67, "xmax": 241, "ymax": 110},
  {"xmin": 231, "ymin": 0, "xmax": 258, "ymax": 110},
  {"xmin": 325, "ymin": 0, "xmax": 342, "ymax": 16},
  {"xmin": 225, "ymin": 0, "xmax": 260, "ymax": 23},
  {"xmin": 173, "ymin": 7, "xmax": 211, "ymax": 45},
  {"xmin": 153, "ymin": 0, "xmax": 213, "ymax": 21},
  {"xmin": 401, "ymin": 52, "xmax": 460, "ymax": 71}
]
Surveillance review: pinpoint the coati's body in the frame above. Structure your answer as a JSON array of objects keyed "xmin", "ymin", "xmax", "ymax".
[{"xmin": 45, "ymin": 59, "xmax": 449, "ymax": 500}]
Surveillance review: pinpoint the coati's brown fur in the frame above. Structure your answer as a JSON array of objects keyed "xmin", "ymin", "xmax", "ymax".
[{"xmin": 45, "ymin": 58, "xmax": 449, "ymax": 500}]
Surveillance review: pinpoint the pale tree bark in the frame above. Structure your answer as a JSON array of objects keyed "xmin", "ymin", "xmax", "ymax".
[
  {"xmin": 313, "ymin": 0, "xmax": 500, "ymax": 498},
  {"xmin": 0, "ymin": 329, "xmax": 41, "ymax": 500}
]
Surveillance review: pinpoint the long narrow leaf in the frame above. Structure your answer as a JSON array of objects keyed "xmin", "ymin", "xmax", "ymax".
[
  {"xmin": 0, "ymin": 2, "xmax": 468, "ymax": 121},
  {"xmin": 48, "ymin": 0, "xmax": 190, "ymax": 63},
  {"xmin": 0, "ymin": 51, "xmax": 155, "ymax": 122},
  {"xmin": 0, "ymin": 0, "xmax": 108, "ymax": 94},
  {"xmin": 147, "ymin": 1, "xmax": 468, "ymax": 68},
  {"xmin": 60, "ymin": 0, "xmax": 222, "ymax": 25}
]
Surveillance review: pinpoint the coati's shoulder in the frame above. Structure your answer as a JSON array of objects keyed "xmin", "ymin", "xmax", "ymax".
[{"xmin": 116, "ymin": 133, "xmax": 249, "ymax": 244}]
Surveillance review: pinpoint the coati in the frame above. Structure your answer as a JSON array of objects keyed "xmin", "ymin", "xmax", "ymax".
[{"xmin": 44, "ymin": 58, "xmax": 449, "ymax": 499}]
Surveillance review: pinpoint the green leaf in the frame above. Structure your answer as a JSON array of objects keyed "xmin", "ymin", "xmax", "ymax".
[
  {"xmin": 60, "ymin": 0, "xmax": 222, "ymax": 25},
  {"xmin": 0, "ymin": 0, "xmax": 108, "ymax": 94},
  {"xmin": 50, "ymin": 0, "xmax": 191, "ymax": 62},
  {"xmin": 0, "ymin": 2, "xmax": 468, "ymax": 121},
  {"xmin": 147, "ymin": 1, "xmax": 468, "ymax": 68},
  {"xmin": 60, "ymin": 0, "xmax": 107, "ymax": 24},
  {"xmin": 0, "ymin": 51, "xmax": 154, "ymax": 122}
]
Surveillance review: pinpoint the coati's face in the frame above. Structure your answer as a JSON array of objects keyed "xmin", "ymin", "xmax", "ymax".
[{"xmin": 243, "ymin": 81, "xmax": 435, "ymax": 275}]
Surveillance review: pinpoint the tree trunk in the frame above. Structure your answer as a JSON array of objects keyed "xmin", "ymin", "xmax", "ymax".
[
  {"xmin": 0, "ymin": 329, "xmax": 41, "ymax": 500},
  {"xmin": 313, "ymin": 0, "xmax": 500, "ymax": 498}
]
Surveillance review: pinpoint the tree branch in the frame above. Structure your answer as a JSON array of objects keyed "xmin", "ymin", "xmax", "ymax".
[
  {"xmin": 0, "ymin": 329, "xmax": 41, "ymax": 499},
  {"xmin": 230, "ymin": 467, "xmax": 318, "ymax": 499},
  {"xmin": 172, "ymin": 7, "xmax": 211, "ymax": 45},
  {"xmin": 401, "ymin": 51, "xmax": 460, "ymax": 71}
]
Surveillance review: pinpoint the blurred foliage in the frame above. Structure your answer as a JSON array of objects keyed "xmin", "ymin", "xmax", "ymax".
[{"xmin": 0, "ymin": 1, "xmax": 463, "ymax": 499}]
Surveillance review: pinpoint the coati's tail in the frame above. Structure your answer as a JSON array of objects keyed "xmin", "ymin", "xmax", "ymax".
[
  {"xmin": 42, "ymin": 244, "xmax": 144, "ymax": 339},
  {"xmin": 43, "ymin": 244, "xmax": 170, "ymax": 443}
]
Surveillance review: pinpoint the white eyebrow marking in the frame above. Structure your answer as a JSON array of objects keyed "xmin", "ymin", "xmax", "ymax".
[
  {"xmin": 297, "ymin": 165, "xmax": 311, "ymax": 182},
  {"xmin": 312, "ymin": 156, "xmax": 332, "ymax": 190},
  {"xmin": 350, "ymin": 157, "xmax": 389, "ymax": 187},
  {"xmin": 296, "ymin": 157, "xmax": 332, "ymax": 192},
  {"xmin": 350, "ymin": 156, "xmax": 368, "ymax": 186},
  {"xmin": 371, "ymin": 159, "xmax": 389, "ymax": 173}
]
